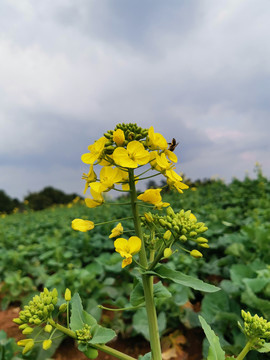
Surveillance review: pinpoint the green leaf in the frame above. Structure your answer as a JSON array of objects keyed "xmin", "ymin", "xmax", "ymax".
[
  {"xmin": 70, "ymin": 293, "xmax": 84, "ymax": 331},
  {"xmin": 199, "ymin": 316, "xmax": 225, "ymax": 360},
  {"xmin": 148, "ymin": 265, "xmax": 220, "ymax": 293},
  {"xmin": 241, "ymin": 285, "xmax": 270, "ymax": 318},
  {"xmin": 138, "ymin": 352, "xmax": 152, "ymax": 360},
  {"xmin": 130, "ymin": 280, "xmax": 171, "ymax": 306},
  {"xmin": 82, "ymin": 310, "xmax": 97, "ymax": 326},
  {"xmin": 201, "ymin": 290, "xmax": 230, "ymax": 324},
  {"xmin": 258, "ymin": 342, "xmax": 270, "ymax": 353},
  {"xmin": 89, "ymin": 324, "xmax": 116, "ymax": 344}
]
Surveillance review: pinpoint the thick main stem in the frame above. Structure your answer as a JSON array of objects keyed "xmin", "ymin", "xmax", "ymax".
[
  {"xmin": 128, "ymin": 169, "xmax": 162, "ymax": 360},
  {"xmin": 236, "ymin": 341, "xmax": 252, "ymax": 360}
]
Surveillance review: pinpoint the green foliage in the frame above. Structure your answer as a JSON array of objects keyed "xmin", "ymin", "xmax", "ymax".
[
  {"xmin": 1, "ymin": 171, "xmax": 270, "ymax": 359},
  {"xmin": 199, "ymin": 316, "xmax": 225, "ymax": 360},
  {"xmin": 0, "ymin": 330, "xmax": 22, "ymax": 360}
]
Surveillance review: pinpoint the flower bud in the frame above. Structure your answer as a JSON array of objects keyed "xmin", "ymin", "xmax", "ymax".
[
  {"xmin": 163, "ymin": 230, "xmax": 172, "ymax": 241},
  {"xmin": 164, "ymin": 248, "xmax": 173, "ymax": 258},
  {"xmin": 199, "ymin": 243, "xmax": 209, "ymax": 248},
  {"xmin": 196, "ymin": 237, "xmax": 208, "ymax": 244},
  {"xmin": 43, "ymin": 339, "xmax": 52, "ymax": 350},
  {"xmin": 65, "ymin": 288, "xmax": 71, "ymax": 301},
  {"xmin": 179, "ymin": 235, "xmax": 187, "ymax": 242},
  {"xmin": 22, "ymin": 339, "xmax": 35, "ymax": 354},
  {"xmin": 59, "ymin": 303, "xmax": 67, "ymax": 313},
  {"xmin": 190, "ymin": 250, "xmax": 203, "ymax": 259},
  {"xmin": 13, "ymin": 318, "xmax": 23, "ymax": 325},
  {"xmin": 44, "ymin": 324, "xmax": 53, "ymax": 333},
  {"xmin": 22, "ymin": 327, "xmax": 34, "ymax": 335}
]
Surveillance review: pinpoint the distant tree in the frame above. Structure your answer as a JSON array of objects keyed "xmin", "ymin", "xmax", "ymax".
[
  {"xmin": 24, "ymin": 186, "xmax": 80, "ymax": 211},
  {"xmin": 0, "ymin": 190, "xmax": 20, "ymax": 213}
]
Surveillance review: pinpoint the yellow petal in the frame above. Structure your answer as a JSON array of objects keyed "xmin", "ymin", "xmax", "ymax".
[
  {"xmin": 122, "ymin": 257, "xmax": 132, "ymax": 268},
  {"xmin": 127, "ymin": 236, "xmax": 142, "ymax": 255},
  {"xmin": 114, "ymin": 237, "xmax": 128, "ymax": 252},
  {"xmin": 113, "ymin": 129, "xmax": 125, "ymax": 146},
  {"xmin": 72, "ymin": 219, "xmax": 94, "ymax": 232},
  {"xmin": 113, "ymin": 147, "xmax": 137, "ymax": 168}
]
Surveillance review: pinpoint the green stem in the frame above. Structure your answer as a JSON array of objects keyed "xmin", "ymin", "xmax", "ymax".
[
  {"xmin": 236, "ymin": 341, "xmax": 252, "ymax": 360},
  {"xmin": 66, "ymin": 301, "xmax": 70, "ymax": 328},
  {"xmin": 98, "ymin": 304, "xmax": 144, "ymax": 311},
  {"xmin": 95, "ymin": 217, "xmax": 133, "ymax": 226},
  {"xmin": 128, "ymin": 169, "xmax": 162, "ymax": 360},
  {"xmin": 48, "ymin": 319, "xmax": 136, "ymax": 360}
]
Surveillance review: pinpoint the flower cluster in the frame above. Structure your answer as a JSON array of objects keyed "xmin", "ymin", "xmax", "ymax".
[
  {"xmin": 142, "ymin": 207, "xmax": 209, "ymax": 258},
  {"xmin": 76, "ymin": 324, "xmax": 92, "ymax": 344},
  {"xmin": 13, "ymin": 288, "xmax": 58, "ymax": 328},
  {"xmin": 240, "ymin": 310, "xmax": 270, "ymax": 349},
  {"xmin": 74, "ymin": 123, "xmax": 188, "ymax": 216}
]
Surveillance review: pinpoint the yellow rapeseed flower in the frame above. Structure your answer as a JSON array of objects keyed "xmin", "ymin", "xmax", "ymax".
[
  {"xmin": 137, "ymin": 189, "xmax": 170, "ymax": 209},
  {"xmin": 113, "ymin": 129, "xmax": 125, "ymax": 146},
  {"xmin": 85, "ymin": 184, "xmax": 105, "ymax": 208},
  {"xmin": 82, "ymin": 165, "xmax": 97, "ymax": 194},
  {"xmin": 113, "ymin": 141, "xmax": 150, "ymax": 168},
  {"xmin": 114, "ymin": 236, "xmax": 142, "ymax": 268},
  {"xmin": 109, "ymin": 223, "xmax": 124, "ymax": 238},
  {"xmin": 155, "ymin": 153, "xmax": 172, "ymax": 171},
  {"xmin": 147, "ymin": 126, "xmax": 168, "ymax": 150},
  {"xmin": 165, "ymin": 149, "xmax": 178, "ymax": 163},
  {"xmin": 99, "ymin": 166, "xmax": 123, "ymax": 189},
  {"xmin": 81, "ymin": 137, "xmax": 107, "ymax": 164},
  {"xmin": 72, "ymin": 219, "xmax": 94, "ymax": 232},
  {"xmin": 165, "ymin": 169, "xmax": 189, "ymax": 194}
]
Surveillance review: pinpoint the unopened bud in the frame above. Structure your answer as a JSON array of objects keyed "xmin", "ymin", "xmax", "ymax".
[
  {"xmin": 164, "ymin": 248, "xmax": 173, "ymax": 258},
  {"xmin": 196, "ymin": 237, "xmax": 208, "ymax": 244},
  {"xmin": 199, "ymin": 243, "xmax": 209, "ymax": 248},
  {"xmin": 190, "ymin": 250, "xmax": 203, "ymax": 259},
  {"xmin": 180, "ymin": 235, "xmax": 187, "ymax": 242},
  {"xmin": 163, "ymin": 230, "xmax": 172, "ymax": 241},
  {"xmin": 13, "ymin": 318, "xmax": 23, "ymax": 325},
  {"xmin": 189, "ymin": 231, "xmax": 197, "ymax": 237},
  {"xmin": 65, "ymin": 288, "xmax": 71, "ymax": 301},
  {"xmin": 22, "ymin": 327, "xmax": 34, "ymax": 335},
  {"xmin": 59, "ymin": 303, "xmax": 67, "ymax": 313},
  {"xmin": 44, "ymin": 324, "xmax": 53, "ymax": 333},
  {"xmin": 144, "ymin": 212, "xmax": 154, "ymax": 223},
  {"xmin": 22, "ymin": 339, "xmax": 35, "ymax": 354},
  {"xmin": 42, "ymin": 339, "xmax": 52, "ymax": 350}
]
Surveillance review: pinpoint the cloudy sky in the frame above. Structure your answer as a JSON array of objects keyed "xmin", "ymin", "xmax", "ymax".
[{"xmin": 0, "ymin": 0, "xmax": 269, "ymax": 200}]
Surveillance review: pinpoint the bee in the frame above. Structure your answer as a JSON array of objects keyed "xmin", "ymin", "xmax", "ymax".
[{"xmin": 168, "ymin": 138, "xmax": 179, "ymax": 152}]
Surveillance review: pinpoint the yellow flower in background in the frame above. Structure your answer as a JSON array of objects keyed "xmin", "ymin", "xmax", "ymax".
[
  {"xmin": 137, "ymin": 189, "xmax": 170, "ymax": 209},
  {"xmin": 109, "ymin": 223, "xmax": 124, "ymax": 238},
  {"xmin": 114, "ymin": 236, "xmax": 142, "ymax": 268},
  {"xmin": 72, "ymin": 219, "xmax": 94, "ymax": 232},
  {"xmin": 82, "ymin": 165, "xmax": 97, "ymax": 194},
  {"xmin": 113, "ymin": 129, "xmax": 125, "ymax": 146},
  {"xmin": 113, "ymin": 141, "xmax": 150, "ymax": 168},
  {"xmin": 81, "ymin": 137, "xmax": 107, "ymax": 164},
  {"xmin": 147, "ymin": 126, "xmax": 168, "ymax": 150}
]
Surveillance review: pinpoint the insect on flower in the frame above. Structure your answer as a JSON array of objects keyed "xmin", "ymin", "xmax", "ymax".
[{"xmin": 168, "ymin": 138, "xmax": 179, "ymax": 152}]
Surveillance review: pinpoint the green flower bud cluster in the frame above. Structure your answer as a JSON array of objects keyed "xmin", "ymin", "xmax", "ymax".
[
  {"xmin": 158, "ymin": 207, "xmax": 208, "ymax": 245},
  {"xmin": 104, "ymin": 123, "xmax": 148, "ymax": 149},
  {"xmin": 240, "ymin": 310, "xmax": 270, "ymax": 349},
  {"xmin": 13, "ymin": 288, "xmax": 58, "ymax": 328},
  {"xmin": 76, "ymin": 324, "xmax": 92, "ymax": 344}
]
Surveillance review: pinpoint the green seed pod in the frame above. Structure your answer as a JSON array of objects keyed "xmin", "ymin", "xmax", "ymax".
[{"xmin": 84, "ymin": 348, "xmax": 99, "ymax": 359}]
